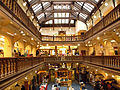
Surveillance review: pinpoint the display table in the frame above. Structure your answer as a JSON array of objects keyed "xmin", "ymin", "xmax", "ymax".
[{"xmin": 56, "ymin": 78, "xmax": 72, "ymax": 86}]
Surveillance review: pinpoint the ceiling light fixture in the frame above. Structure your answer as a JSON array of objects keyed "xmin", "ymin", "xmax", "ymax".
[
  {"xmin": 112, "ymin": 75, "xmax": 115, "ymax": 78},
  {"xmin": 21, "ymin": 31, "xmax": 24, "ymax": 34},
  {"xmin": 105, "ymin": 3, "xmax": 108, "ymax": 6},
  {"xmin": 23, "ymin": 33, "xmax": 25, "ymax": 36},
  {"xmin": 37, "ymin": 45, "xmax": 39, "ymax": 47},
  {"xmin": 101, "ymin": 1, "xmax": 103, "ymax": 4},
  {"xmin": 105, "ymin": 73, "xmax": 108, "ymax": 76},
  {"xmin": 111, "ymin": 40, "xmax": 116, "ymax": 43},
  {"xmin": 25, "ymin": 77, "xmax": 27, "ymax": 80},
  {"xmin": 94, "ymin": 16, "xmax": 96, "ymax": 18},
  {"xmin": 31, "ymin": 38, "xmax": 34, "ymax": 40},
  {"xmin": 116, "ymin": 32, "xmax": 119, "ymax": 35},
  {"xmin": 31, "ymin": 16, "xmax": 34, "ymax": 19},
  {"xmin": 113, "ymin": 29, "xmax": 116, "ymax": 32},
  {"xmin": 10, "ymin": 21, "xmax": 13, "ymax": 24},
  {"xmin": 23, "ymin": 2, "xmax": 27, "ymax": 6},
  {"xmin": 14, "ymin": 33, "xmax": 17, "ymax": 35},
  {"xmin": 37, "ymin": 24, "xmax": 39, "ymax": 26},
  {"xmin": 40, "ymin": 29, "xmax": 42, "ymax": 31},
  {"xmin": 88, "ymin": 41, "xmax": 90, "ymax": 43},
  {"xmin": 97, "ymin": 37, "xmax": 100, "ymax": 40},
  {"xmin": 23, "ymin": 39, "xmax": 27, "ymax": 42}
]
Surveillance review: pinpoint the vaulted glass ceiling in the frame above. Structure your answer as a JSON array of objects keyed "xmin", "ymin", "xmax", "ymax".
[{"xmin": 27, "ymin": 0, "xmax": 102, "ymax": 27}]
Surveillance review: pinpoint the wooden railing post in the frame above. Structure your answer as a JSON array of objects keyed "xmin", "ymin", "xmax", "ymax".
[
  {"xmin": 53, "ymin": 35, "xmax": 54, "ymax": 41},
  {"xmin": 102, "ymin": 56, "xmax": 104, "ymax": 65},
  {"xmin": 15, "ymin": 58, "xmax": 18, "ymax": 73}
]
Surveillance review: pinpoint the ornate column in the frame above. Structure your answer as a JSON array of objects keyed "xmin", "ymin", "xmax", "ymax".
[
  {"xmin": 55, "ymin": 46, "xmax": 57, "ymax": 55},
  {"xmin": 68, "ymin": 46, "xmax": 71, "ymax": 54}
]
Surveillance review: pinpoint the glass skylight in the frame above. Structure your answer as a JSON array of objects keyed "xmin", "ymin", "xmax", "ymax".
[
  {"xmin": 83, "ymin": 3, "xmax": 94, "ymax": 12},
  {"xmin": 42, "ymin": 2, "xmax": 49, "ymax": 6},
  {"xmin": 54, "ymin": 13, "xmax": 58, "ymax": 17},
  {"xmin": 54, "ymin": 19, "xmax": 58, "ymax": 24},
  {"xmin": 58, "ymin": 19, "xmax": 62, "ymax": 23},
  {"xmin": 66, "ymin": 13, "xmax": 69, "ymax": 17},
  {"xmin": 62, "ymin": 19, "xmax": 65, "ymax": 23},
  {"xmin": 79, "ymin": 13, "xmax": 88, "ymax": 19},
  {"xmin": 45, "ymin": 20, "xmax": 51, "ymax": 24},
  {"xmin": 65, "ymin": 19, "xmax": 69, "ymax": 23},
  {"xmin": 32, "ymin": 4, "xmax": 42, "ymax": 13},
  {"xmin": 27, "ymin": 0, "xmax": 101, "ymax": 26},
  {"xmin": 37, "ymin": 13, "xmax": 44, "ymax": 20},
  {"xmin": 54, "ymin": 13, "xmax": 70, "ymax": 17},
  {"xmin": 73, "ymin": 6, "xmax": 79, "ymax": 11},
  {"xmin": 49, "ymin": 20, "xmax": 53, "ymax": 24},
  {"xmin": 45, "ymin": 22, "xmax": 48, "ymax": 24},
  {"xmin": 54, "ymin": 5, "xmax": 70, "ymax": 9},
  {"xmin": 45, "ymin": 19, "xmax": 74, "ymax": 24},
  {"xmin": 58, "ymin": 13, "xmax": 62, "ymax": 17},
  {"xmin": 62, "ymin": 13, "xmax": 65, "ymax": 17},
  {"xmin": 71, "ymin": 20, "xmax": 74, "ymax": 24},
  {"xmin": 77, "ymin": 2, "xmax": 84, "ymax": 6}
]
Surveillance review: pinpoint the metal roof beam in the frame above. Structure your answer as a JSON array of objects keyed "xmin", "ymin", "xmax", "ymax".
[
  {"xmin": 39, "ymin": 17, "xmax": 85, "ymax": 24},
  {"xmin": 36, "ymin": 9, "xmax": 89, "ymax": 16}
]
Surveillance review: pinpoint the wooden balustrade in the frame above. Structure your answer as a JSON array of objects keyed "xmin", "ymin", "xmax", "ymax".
[
  {"xmin": 84, "ymin": 4, "xmax": 120, "ymax": 40},
  {"xmin": 0, "ymin": 0, "xmax": 41, "ymax": 39},
  {"xmin": 41, "ymin": 35, "xmax": 83, "ymax": 42},
  {"xmin": 0, "ymin": 56, "xmax": 119, "ymax": 81},
  {"xmin": 0, "ymin": 57, "xmax": 44, "ymax": 79},
  {"xmin": 44, "ymin": 56, "xmax": 120, "ymax": 69}
]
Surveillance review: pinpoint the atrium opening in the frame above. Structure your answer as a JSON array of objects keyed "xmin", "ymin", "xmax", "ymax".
[{"xmin": 0, "ymin": 0, "xmax": 120, "ymax": 90}]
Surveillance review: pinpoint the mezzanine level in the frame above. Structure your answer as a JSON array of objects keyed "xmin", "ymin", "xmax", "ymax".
[
  {"xmin": 0, "ymin": 56, "xmax": 120, "ymax": 89},
  {"xmin": 0, "ymin": 0, "xmax": 41, "ymax": 40},
  {"xmin": 41, "ymin": 4, "xmax": 120, "ymax": 42},
  {"xmin": 0, "ymin": 1, "xmax": 120, "ymax": 43}
]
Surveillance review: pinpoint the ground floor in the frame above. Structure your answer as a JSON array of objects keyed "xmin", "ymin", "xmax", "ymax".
[
  {"xmin": 47, "ymin": 81, "xmax": 94, "ymax": 90},
  {"xmin": 5, "ymin": 63, "xmax": 120, "ymax": 90}
]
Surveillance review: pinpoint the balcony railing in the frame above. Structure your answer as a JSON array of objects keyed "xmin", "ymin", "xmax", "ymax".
[
  {"xmin": 0, "ymin": 56, "xmax": 119, "ymax": 80},
  {"xmin": 0, "ymin": 0, "xmax": 41, "ymax": 39},
  {"xmin": 44, "ymin": 56, "xmax": 120, "ymax": 70},
  {"xmin": 41, "ymin": 35, "xmax": 84, "ymax": 42},
  {"xmin": 0, "ymin": 56, "xmax": 119, "ymax": 79},
  {"xmin": 84, "ymin": 4, "xmax": 120, "ymax": 40},
  {"xmin": 0, "ymin": 57, "xmax": 44, "ymax": 79},
  {"xmin": 0, "ymin": 56, "xmax": 119, "ymax": 89}
]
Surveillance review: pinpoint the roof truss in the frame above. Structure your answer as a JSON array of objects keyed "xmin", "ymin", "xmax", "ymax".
[{"xmin": 26, "ymin": 0, "xmax": 104, "ymax": 27}]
